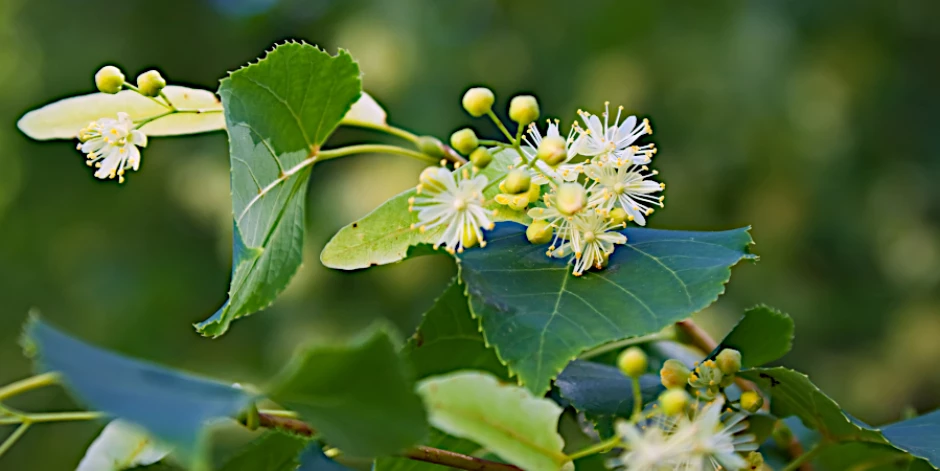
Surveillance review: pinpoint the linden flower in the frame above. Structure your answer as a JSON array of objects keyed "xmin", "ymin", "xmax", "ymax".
[
  {"xmin": 673, "ymin": 398, "xmax": 759, "ymax": 471},
  {"xmin": 607, "ymin": 419, "xmax": 685, "ymax": 471},
  {"xmin": 519, "ymin": 119, "xmax": 584, "ymax": 184},
  {"xmin": 576, "ymin": 102, "xmax": 656, "ymax": 165},
  {"xmin": 76, "ymin": 112, "xmax": 148, "ymax": 183},
  {"xmin": 408, "ymin": 166, "xmax": 494, "ymax": 254},
  {"xmin": 585, "ymin": 161, "xmax": 664, "ymax": 226}
]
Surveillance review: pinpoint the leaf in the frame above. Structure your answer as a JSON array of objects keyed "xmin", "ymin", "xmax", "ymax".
[
  {"xmin": 17, "ymin": 86, "xmax": 224, "ymax": 140},
  {"xmin": 708, "ymin": 305, "xmax": 793, "ymax": 368},
  {"xmin": 297, "ymin": 444, "xmax": 354, "ymax": 471},
  {"xmin": 554, "ymin": 360, "xmax": 663, "ymax": 420},
  {"xmin": 373, "ymin": 430, "xmax": 480, "ymax": 471},
  {"xmin": 340, "ymin": 92, "xmax": 386, "ymax": 126},
  {"xmin": 195, "ymin": 42, "xmax": 362, "ymax": 337},
  {"xmin": 459, "ymin": 223, "xmax": 756, "ymax": 394},
  {"xmin": 25, "ymin": 318, "xmax": 253, "ymax": 467},
  {"xmin": 417, "ymin": 371, "xmax": 572, "ymax": 471},
  {"xmin": 77, "ymin": 420, "xmax": 172, "ymax": 471},
  {"xmin": 320, "ymin": 149, "xmax": 528, "ymax": 270},
  {"xmin": 881, "ymin": 410, "xmax": 940, "ymax": 468},
  {"xmin": 266, "ymin": 324, "xmax": 426, "ymax": 457},
  {"xmin": 817, "ymin": 442, "xmax": 935, "ymax": 471},
  {"xmin": 404, "ymin": 280, "xmax": 509, "ymax": 380},
  {"xmin": 216, "ymin": 432, "xmax": 307, "ymax": 471}
]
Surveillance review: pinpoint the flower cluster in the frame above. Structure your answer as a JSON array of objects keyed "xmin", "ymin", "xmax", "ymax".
[{"xmin": 411, "ymin": 88, "xmax": 664, "ymax": 276}]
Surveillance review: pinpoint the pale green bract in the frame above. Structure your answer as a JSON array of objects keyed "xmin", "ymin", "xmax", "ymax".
[
  {"xmin": 76, "ymin": 420, "xmax": 171, "ymax": 471},
  {"xmin": 417, "ymin": 371, "xmax": 572, "ymax": 471}
]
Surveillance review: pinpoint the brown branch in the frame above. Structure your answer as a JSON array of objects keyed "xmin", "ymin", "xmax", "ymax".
[{"xmin": 256, "ymin": 413, "xmax": 521, "ymax": 471}]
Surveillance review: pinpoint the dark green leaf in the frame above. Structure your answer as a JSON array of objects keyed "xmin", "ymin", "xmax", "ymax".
[
  {"xmin": 817, "ymin": 442, "xmax": 934, "ymax": 471},
  {"xmin": 708, "ymin": 305, "xmax": 793, "ymax": 368},
  {"xmin": 196, "ymin": 42, "xmax": 362, "ymax": 337},
  {"xmin": 25, "ymin": 318, "xmax": 253, "ymax": 466},
  {"xmin": 459, "ymin": 223, "xmax": 756, "ymax": 394},
  {"xmin": 373, "ymin": 430, "xmax": 480, "ymax": 471},
  {"xmin": 266, "ymin": 324, "xmax": 427, "ymax": 456},
  {"xmin": 404, "ymin": 280, "xmax": 509, "ymax": 381},
  {"xmin": 297, "ymin": 444, "xmax": 353, "ymax": 471},
  {"xmin": 554, "ymin": 360, "xmax": 663, "ymax": 420},
  {"xmin": 217, "ymin": 432, "xmax": 307, "ymax": 471},
  {"xmin": 881, "ymin": 410, "xmax": 940, "ymax": 468}
]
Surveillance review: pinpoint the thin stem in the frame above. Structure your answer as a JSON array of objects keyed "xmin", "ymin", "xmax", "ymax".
[
  {"xmin": 158, "ymin": 90, "xmax": 178, "ymax": 111},
  {"xmin": 133, "ymin": 108, "xmax": 223, "ymax": 130},
  {"xmin": 566, "ymin": 435, "xmax": 621, "ymax": 462},
  {"xmin": 579, "ymin": 332, "xmax": 672, "ymax": 360},
  {"xmin": 0, "ymin": 373, "xmax": 60, "ymax": 402},
  {"xmin": 0, "ymin": 422, "xmax": 30, "ymax": 458},
  {"xmin": 0, "ymin": 411, "xmax": 104, "ymax": 425},
  {"xmin": 341, "ymin": 119, "xmax": 420, "ymax": 145},
  {"xmin": 317, "ymin": 144, "xmax": 437, "ymax": 164},
  {"xmin": 402, "ymin": 446, "xmax": 523, "ymax": 471},
  {"xmin": 631, "ymin": 377, "xmax": 643, "ymax": 421},
  {"xmin": 478, "ymin": 139, "xmax": 510, "ymax": 148},
  {"xmin": 782, "ymin": 441, "xmax": 826, "ymax": 471},
  {"xmin": 257, "ymin": 409, "xmax": 298, "ymax": 419},
  {"xmin": 123, "ymin": 82, "xmax": 173, "ymax": 110},
  {"xmin": 486, "ymin": 110, "xmax": 516, "ymax": 143}
]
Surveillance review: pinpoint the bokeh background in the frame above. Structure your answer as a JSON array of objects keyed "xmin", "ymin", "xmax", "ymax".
[{"xmin": 1, "ymin": 0, "xmax": 939, "ymax": 468}]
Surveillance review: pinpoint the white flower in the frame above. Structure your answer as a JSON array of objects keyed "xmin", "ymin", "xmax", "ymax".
[
  {"xmin": 77, "ymin": 112, "xmax": 148, "ymax": 183},
  {"xmin": 529, "ymin": 197, "xmax": 626, "ymax": 276},
  {"xmin": 576, "ymin": 102, "xmax": 656, "ymax": 165},
  {"xmin": 519, "ymin": 119, "xmax": 585, "ymax": 184},
  {"xmin": 585, "ymin": 160, "xmax": 664, "ymax": 226},
  {"xmin": 607, "ymin": 419, "xmax": 684, "ymax": 471},
  {"xmin": 409, "ymin": 166, "xmax": 494, "ymax": 254}
]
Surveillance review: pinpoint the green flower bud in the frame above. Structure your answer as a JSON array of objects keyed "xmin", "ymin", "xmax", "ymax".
[
  {"xmin": 508, "ymin": 95, "xmax": 539, "ymax": 125},
  {"xmin": 609, "ymin": 207, "xmax": 630, "ymax": 226},
  {"xmin": 417, "ymin": 136, "xmax": 447, "ymax": 158},
  {"xmin": 772, "ymin": 420, "xmax": 794, "ymax": 450},
  {"xmin": 469, "ymin": 147, "xmax": 493, "ymax": 169},
  {"xmin": 617, "ymin": 347, "xmax": 647, "ymax": 378},
  {"xmin": 555, "ymin": 183, "xmax": 586, "ymax": 216},
  {"xmin": 658, "ymin": 388, "xmax": 690, "ymax": 416},
  {"xmin": 450, "ymin": 128, "xmax": 479, "ymax": 155},
  {"xmin": 461, "ymin": 226, "xmax": 479, "ymax": 249},
  {"xmin": 688, "ymin": 359, "xmax": 724, "ymax": 391},
  {"xmin": 95, "ymin": 65, "xmax": 125, "ymax": 94},
  {"xmin": 501, "ymin": 169, "xmax": 531, "ymax": 195},
  {"xmin": 740, "ymin": 391, "xmax": 764, "ymax": 413},
  {"xmin": 536, "ymin": 135, "xmax": 567, "ymax": 166},
  {"xmin": 136, "ymin": 69, "xmax": 167, "ymax": 97},
  {"xmin": 660, "ymin": 359, "xmax": 691, "ymax": 389},
  {"xmin": 526, "ymin": 219, "xmax": 553, "ymax": 245},
  {"xmin": 462, "ymin": 87, "xmax": 495, "ymax": 117},
  {"xmin": 527, "ymin": 181, "xmax": 541, "ymax": 203},
  {"xmin": 747, "ymin": 452, "xmax": 765, "ymax": 469},
  {"xmin": 716, "ymin": 348, "xmax": 742, "ymax": 375}
]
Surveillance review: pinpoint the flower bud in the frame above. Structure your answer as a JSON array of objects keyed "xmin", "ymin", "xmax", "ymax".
[
  {"xmin": 740, "ymin": 391, "xmax": 764, "ymax": 413},
  {"xmin": 526, "ymin": 220, "xmax": 553, "ymax": 245},
  {"xmin": 772, "ymin": 421, "xmax": 794, "ymax": 450},
  {"xmin": 509, "ymin": 95, "xmax": 539, "ymax": 125},
  {"xmin": 747, "ymin": 452, "xmax": 765, "ymax": 469},
  {"xmin": 609, "ymin": 207, "xmax": 630, "ymax": 226},
  {"xmin": 526, "ymin": 181, "xmax": 541, "ymax": 203},
  {"xmin": 658, "ymin": 388, "xmax": 690, "ymax": 416},
  {"xmin": 136, "ymin": 70, "xmax": 166, "ymax": 97},
  {"xmin": 461, "ymin": 226, "xmax": 479, "ymax": 249},
  {"xmin": 95, "ymin": 65, "xmax": 125, "ymax": 94},
  {"xmin": 555, "ymin": 183, "xmax": 586, "ymax": 216},
  {"xmin": 660, "ymin": 359, "xmax": 691, "ymax": 389},
  {"xmin": 417, "ymin": 136, "xmax": 447, "ymax": 158},
  {"xmin": 617, "ymin": 347, "xmax": 647, "ymax": 378},
  {"xmin": 462, "ymin": 87, "xmax": 495, "ymax": 117},
  {"xmin": 501, "ymin": 170, "xmax": 531, "ymax": 195},
  {"xmin": 469, "ymin": 147, "xmax": 493, "ymax": 169},
  {"xmin": 450, "ymin": 128, "xmax": 479, "ymax": 155},
  {"xmin": 716, "ymin": 348, "xmax": 742, "ymax": 375},
  {"xmin": 536, "ymin": 135, "xmax": 567, "ymax": 166}
]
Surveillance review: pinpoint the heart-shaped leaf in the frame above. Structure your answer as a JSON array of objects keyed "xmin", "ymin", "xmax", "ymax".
[
  {"xmin": 196, "ymin": 42, "xmax": 362, "ymax": 336},
  {"xmin": 708, "ymin": 305, "xmax": 794, "ymax": 368},
  {"xmin": 217, "ymin": 432, "xmax": 308, "ymax": 471},
  {"xmin": 554, "ymin": 360, "xmax": 663, "ymax": 420},
  {"xmin": 459, "ymin": 223, "xmax": 756, "ymax": 394}
]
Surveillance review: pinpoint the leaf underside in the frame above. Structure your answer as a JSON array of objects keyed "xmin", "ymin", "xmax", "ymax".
[{"xmin": 708, "ymin": 304, "xmax": 794, "ymax": 368}]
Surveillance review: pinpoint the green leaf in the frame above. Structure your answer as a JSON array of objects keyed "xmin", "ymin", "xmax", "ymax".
[
  {"xmin": 817, "ymin": 442, "xmax": 935, "ymax": 471},
  {"xmin": 404, "ymin": 280, "xmax": 509, "ymax": 380},
  {"xmin": 17, "ymin": 86, "xmax": 224, "ymax": 140},
  {"xmin": 554, "ymin": 360, "xmax": 663, "ymax": 420},
  {"xmin": 195, "ymin": 42, "xmax": 362, "ymax": 337},
  {"xmin": 266, "ymin": 324, "xmax": 426, "ymax": 457},
  {"xmin": 216, "ymin": 432, "xmax": 307, "ymax": 471},
  {"xmin": 708, "ymin": 305, "xmax": 793, "ymax": 368},
  {"xmin": 77, "ymin": 420, "xmax": 171, "ymax": 471},
  {"xmin": 459, "ymin": 223, "xmax": 756, "ymax": 394},
  {"xmin": 25, "ymin": 318, "xmax": 253, "ymax": 467},
  {"xmin": 417, "ymin": 371, "xmax": 572, "ymax": 471},
  {"xmin": 881, "ymin": 410, "xmax": 940, "ymax": 468},
  {"xmin": 320, "ymin": 149, "xmax": 528, "ymax": 270},
  {"xmin": 373, "ymin": 430, "xmax": 480, "ymax": 471}
]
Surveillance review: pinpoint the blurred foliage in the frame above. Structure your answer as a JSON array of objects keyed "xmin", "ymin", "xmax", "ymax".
[{"xmin": 1, "ymin": 0, "xmax": 939, "ymax": 468}]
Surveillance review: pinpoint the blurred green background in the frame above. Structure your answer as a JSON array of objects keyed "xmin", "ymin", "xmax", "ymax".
[{"xmin": 2, "ymin": 0, "xmax": 939, "ymax": 468}]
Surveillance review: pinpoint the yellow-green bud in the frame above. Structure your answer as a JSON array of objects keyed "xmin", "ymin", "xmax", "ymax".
[
  {"xmin": 609, "ymin": 207, "xmax": 630, "ymax": 226},
  {"xmin": 740, "ymin": 391, "xmax": 764, "ymax": 413},
  {"xmin": 660, "ymin": 359, "xmax": 691, "ymax": 389},
  {"xmin": 136, "ymin": 70, "xmax": 166, "ymax": 97},
  {"xmin": 450, "ymin": 128, "xmax": 479, "ymax": 155},
  {"xmin": 507, "ymin": 193, "xmax": 529, "ymax": 211},
  {"xmin": 555, "ymin": 183, "xmax": 586, "ymax": 216},
  {"xmin": 417, "ymin": 136, "xmax": 447, "ymax": 158},
  {"xmin": 536, "ymin": 135, "xmax": 567, "ymax": 166},
  {"xmin": 469, "ymin": 147, "xmax": 493, "ymax": 169},
  {"xmin": 508, "ymin": 95, "xmax": 539, "ymax": 125},
  {"xmin": 716, "ymin": 348, "xmax": 742, "ymax": 375},
  {"xmin": 772, "ymin": 420, "xmax": 794, "ymax": 449},
  {"xmin": 462, "ymin": 87, "xmax": 495, "ymax": 117},
  {"xmin": 95, "ymin": 65, "xmax": 125, "ymax": 94},
  {"xmin": 502, "ymin": 170, "xmax": 531, "ymax": 195},
  {"xmin": 527, "ymin": 181, "xmax": 541, "ymax": 203},
  {"xmin": 747, "ymin": 452, "xmax": 765, "ymax": 469},
  {"xmin": 526, "ymin": 220, "xmax": 553, "ymax": 245},
  {"xmin": 461, "ymin": 226, "xmax": 479, "ymax": 249},
  {"xmin": 658, "ymin": 388, "xmax": 690, "ymax": 415},
  {"xmin": 617, "ymin": 347, "xmax": 647, "ymax": 378}
]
